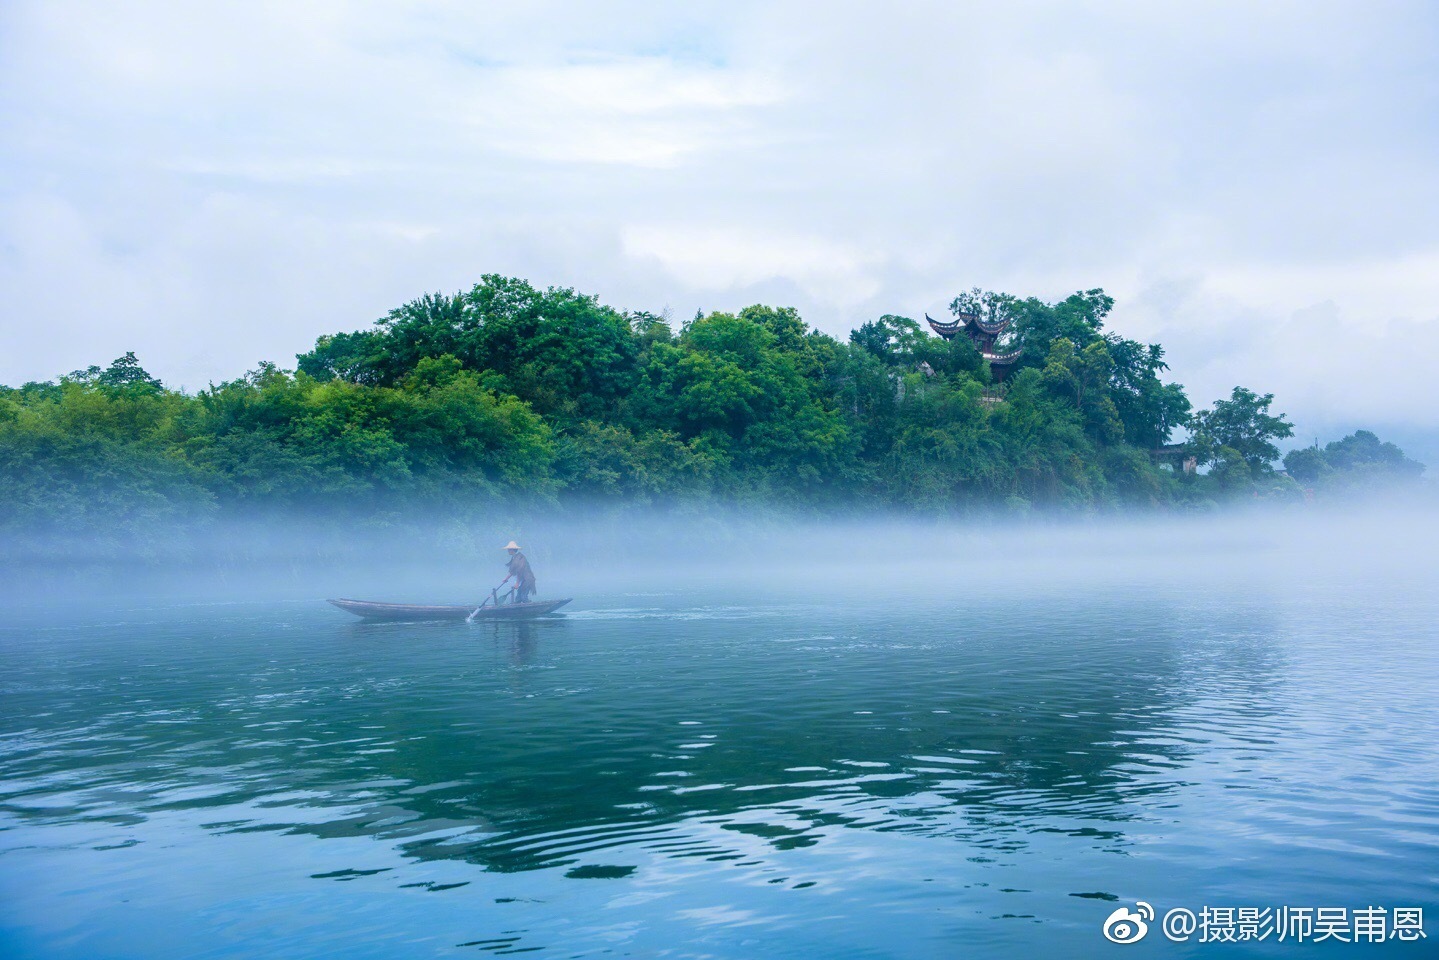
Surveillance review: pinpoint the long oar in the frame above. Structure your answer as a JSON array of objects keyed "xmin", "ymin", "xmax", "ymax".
[{"xmin": 466, "ymin": 580, "xmax": 509, "ymax": 622}]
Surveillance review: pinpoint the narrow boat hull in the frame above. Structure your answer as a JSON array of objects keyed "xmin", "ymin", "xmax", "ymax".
[{"xmin": 328, "ymin": 598, "xmax": 572, "ymax": 621}]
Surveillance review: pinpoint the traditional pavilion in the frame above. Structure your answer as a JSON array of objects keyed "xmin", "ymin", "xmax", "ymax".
[{"xmin": 925, "ymin": 312, "xmax": 1023, "ymax": 380}]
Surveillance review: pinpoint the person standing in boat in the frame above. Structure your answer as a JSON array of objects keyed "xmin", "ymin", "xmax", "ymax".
[{"xmin": 501, "ymin": 541, "xmax": 536, "ymax": 604}]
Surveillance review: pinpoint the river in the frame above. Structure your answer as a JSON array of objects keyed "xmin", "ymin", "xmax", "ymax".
[{"xmin": 2, "ymin": 514, "xmax": 1436, "ymax": 957}]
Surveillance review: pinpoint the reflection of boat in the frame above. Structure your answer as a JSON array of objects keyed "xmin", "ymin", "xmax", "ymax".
[{"xmin": 327, "ymin": 598, "xmax": 572, "ymax": 621}]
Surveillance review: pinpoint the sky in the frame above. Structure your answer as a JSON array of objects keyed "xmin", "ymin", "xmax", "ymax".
[{"xmin": 2, "ymin": 1, "xmax": 1437, "ymax": 459}]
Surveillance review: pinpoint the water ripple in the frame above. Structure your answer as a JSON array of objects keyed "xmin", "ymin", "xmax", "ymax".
[{"xmin": 2, "ymin": 585, "xmax": 1437, "ymax": 957}]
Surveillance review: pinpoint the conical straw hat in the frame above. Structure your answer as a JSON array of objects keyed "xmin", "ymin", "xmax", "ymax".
[{"xmin": 505, "ymin": 541, "xmax": 521, "ymax": 550}]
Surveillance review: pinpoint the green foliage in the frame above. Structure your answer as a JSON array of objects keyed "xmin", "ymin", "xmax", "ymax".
[
  {"xmin": 1006, "ymin": 288, "xmax": 1115, "ymax": 368},
  {"xmin": 1282, "ymin": 446, "xmax": 1327, "ymax": 485},
  {"xmin": 295, "ymin": 276, "xmax": 639, "ymax": 422},
  {"xmin": 1105, "ymin": 339, "xmax": 1191, "ymax": 448},
  {"xmin": 631, "ymin": 310, "xmax": 860, "ymax": 499},
  {"xmin": 0, "ymin": 377, "xmax": 214, "ymax": 552},
  {"xmin": 553, "ymin": 422, "xmax": 715, "ymax": 502},
  {"xmin": 96, "ymin": 352, "xmax": 165, "ymax": 391},
  {"xmin": 850, "ymin": 315, "xmax": 928, "ymax": 364},
  {"xmin": 1283, "ymin": 430, "xmax": 1424, "ymax": 493},
  {"xmin": 945, "ymin": 288, "xmax": 1190, "ymax": 447},
  {"xmin": 949, "ymin": 288, "xmax": 1021, "ymax": 333},
  {"xmin": 11, "ymin": 277, "xmax": 1366, "ymax": 543},
  {"xmin": 1188, "ymin": 387, "xmax": 1294, "ymax": 476},
  {"xmin": 1040, "ymin": 338, "xmax": 1123, "ymax": 443},
  {"xmin": 991, "ymin": 369, "xmax": 1106, "ymax": 506},
  {"xmin": 295, "ymin": 330, "xmax": 392, "ymax": 385},
  {"xmin": 192, "ymin": 357, "xmax": 556, "ymax": 505}
]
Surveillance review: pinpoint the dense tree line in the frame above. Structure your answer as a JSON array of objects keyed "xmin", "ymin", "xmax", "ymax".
[
  {"xmin": 0, "ymin": 276, "xmax": 1424, "ymax": 551},
  {"xmin": 1282, "ymin": 430, "xmax": 1425, "ymax": 495}
]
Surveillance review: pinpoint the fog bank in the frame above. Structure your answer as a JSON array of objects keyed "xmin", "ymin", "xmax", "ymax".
[{"xmin": 3, "ymin": 501, "xmax": 1435, "ymax": 617}]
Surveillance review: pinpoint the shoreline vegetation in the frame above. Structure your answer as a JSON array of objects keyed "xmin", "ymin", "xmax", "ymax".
[{"xmin": 1, "ymin": 276, "xmax": 1427, "ymax": 561}]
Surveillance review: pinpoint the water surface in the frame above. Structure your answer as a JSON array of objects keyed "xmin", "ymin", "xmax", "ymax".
[{"xmin": 2, "ymin": 555, "xmax": 1436, "ymax": 957}]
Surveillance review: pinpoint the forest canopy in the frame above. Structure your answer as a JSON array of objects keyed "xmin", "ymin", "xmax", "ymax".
[{"xmin": 1, "ymin": 276, "xmax": 1425, "ymax": 553}]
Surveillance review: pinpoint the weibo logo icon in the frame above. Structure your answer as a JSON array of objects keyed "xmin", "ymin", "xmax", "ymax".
[{"xmin": 1102, "ymin": 902, "xmax": 1154, "ymax": 943}]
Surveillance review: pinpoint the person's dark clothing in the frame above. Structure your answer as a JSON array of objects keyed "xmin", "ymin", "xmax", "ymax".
[{"xmin": 507, "ymin": 551, "xmax": 536, "ymax": 603}]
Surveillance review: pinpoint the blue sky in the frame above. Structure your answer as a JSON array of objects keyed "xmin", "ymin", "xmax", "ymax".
[{"xmin": 2, "ymin": 1, "xmax": 1437, "ymax": 458}]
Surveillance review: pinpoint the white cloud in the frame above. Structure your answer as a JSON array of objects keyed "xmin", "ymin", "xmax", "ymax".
[
  {"xmin": 623, "ymin": 225, "xmax": 884, "ymax": 305},
  {"xmin": 1199, "ymin": 250, "xmax": 1439, "ymax": 326},
  {"xmin": 464, "ymin": 59, "xmax": 782, "ymax": 168}
]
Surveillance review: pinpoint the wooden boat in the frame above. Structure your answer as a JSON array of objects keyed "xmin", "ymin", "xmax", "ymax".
[{"xmin": 328, "ymin": 597, "xmax": 572, "ymax": 621}]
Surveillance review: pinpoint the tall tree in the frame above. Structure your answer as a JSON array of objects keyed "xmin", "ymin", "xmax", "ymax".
[{"xmin": 1189, "ymin": 387, "xmax": 1294, "ymax": 476}]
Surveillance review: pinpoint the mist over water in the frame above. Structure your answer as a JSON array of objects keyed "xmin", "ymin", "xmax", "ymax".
[
  {"xmin": 2, "ymin": 507, "xmax": 1437, "ymax": 958},
  {"xmin": 4, "ymin": 497, "xmax": 1435, "ymax": 606}
]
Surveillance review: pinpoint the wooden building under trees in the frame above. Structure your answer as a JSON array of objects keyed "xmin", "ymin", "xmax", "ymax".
[{"xmin": 925, "ymin": 311, "xmax": 1023, "ymax": 380}]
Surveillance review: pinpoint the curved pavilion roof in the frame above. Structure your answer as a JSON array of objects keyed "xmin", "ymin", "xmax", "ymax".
[
  {"xmin": 924, "ymin": 313, "xmax": 1020, "ymax": 369},
  {"xmin": 982, "ymin": 348, "xmax": 1023, "ymax": 368},
  {"xmin": 920, "ymin": 313, "xmax": 1013, "ymax": 339},
  {"xmin": 925, "ymin": 312, "xmax": 1011, "ymax": 338}
]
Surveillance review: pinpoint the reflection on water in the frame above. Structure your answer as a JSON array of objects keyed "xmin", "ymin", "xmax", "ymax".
[{"xmin": 1, "ymin": 584, "xmax": 1436, "ymax": 958}]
